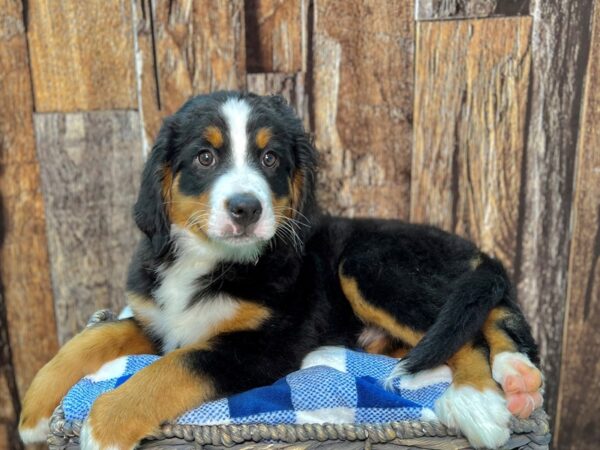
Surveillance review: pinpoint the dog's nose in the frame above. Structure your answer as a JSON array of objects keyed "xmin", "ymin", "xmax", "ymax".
[{"xmin": 227, "ymin": 193, "xmax": 262, "ymax": 227}]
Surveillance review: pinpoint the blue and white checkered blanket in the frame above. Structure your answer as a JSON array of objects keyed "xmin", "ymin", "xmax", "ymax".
[{"xmin": 63, "ymin": 346, "xmax": 451, "ymax": 426}]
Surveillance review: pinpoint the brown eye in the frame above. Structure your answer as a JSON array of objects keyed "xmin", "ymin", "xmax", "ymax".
[
  {"xmin": 197, "ymin": 150, "xmax": 216, "ymax": 167},
  {"xmin": 262, "ymin": 151, "xmax": 278, "ymax": 168}
]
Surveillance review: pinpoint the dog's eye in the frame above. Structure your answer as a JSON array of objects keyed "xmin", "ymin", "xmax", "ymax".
[
  {"xmin": 196, "ymin": 150, "xmax": 216, "ymax": 167},
  {"xmin": 262, "ymin": 151, "xmax": 278, "ymax": 168}
]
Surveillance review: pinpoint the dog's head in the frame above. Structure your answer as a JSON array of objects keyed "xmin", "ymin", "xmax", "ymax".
[{"xmin": 134, "ymin": 92, "xmax": 317, "ymax": 262}]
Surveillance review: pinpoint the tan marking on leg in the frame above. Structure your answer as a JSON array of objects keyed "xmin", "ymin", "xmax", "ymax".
[
  {"xmin": 86, "ymin": 345, "xmax": 214, "ymax": 448},
  {"xmin": 482, "ymin": 308, "xmax": 517, "ymax": 360},
  {"xmin": 19, "ymin": 320, "xmax": 155, "ymax": 432},
  {"xmin": 204, "ymin": 125, "xmax": 224, "ymax": 148},
  {"xmin": 447, "ymin": 343, "xmax": 498, "ymax": 391},
  {"xmin": 212, "ymin": 301, "xmax": 272, "ymax": 335},
  {"xmin": 166, "ymin": 172, "xmax": 211, "ymax": 239},
  {"xmin": 339, "ymin": 271, "xmax": 423, "ymax": 347},
  {"xmin": 255, "ymin": 127, "xmax": 272, "ymax": 149}
]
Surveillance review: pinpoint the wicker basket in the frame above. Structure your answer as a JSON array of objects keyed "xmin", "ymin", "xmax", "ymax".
[
  {"xmin": 47, "ymin": 311, "xmax": 551, "ymax": 450},
  {"xmin": 48, "ymin": 403, "xmax": 551, "ymax": 449}
]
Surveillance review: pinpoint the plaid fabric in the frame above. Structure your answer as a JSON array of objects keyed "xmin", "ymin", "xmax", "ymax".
[{"xmin": 62, "ymin": 346, "xmax": 451, "ymax": 426}]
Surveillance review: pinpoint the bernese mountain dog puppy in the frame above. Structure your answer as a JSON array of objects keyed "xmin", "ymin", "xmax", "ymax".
[{"xmin": 19, "ymin": 92, "xmax": 543, "ymax": 450}]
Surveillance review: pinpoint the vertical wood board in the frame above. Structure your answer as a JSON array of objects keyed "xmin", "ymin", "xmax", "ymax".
[
  {"xmin": 411, "ymin": 18, "xmax": 532, "ymax": 276},
  {"xmin": 247, "ymin": 72, "xmax": 309, "ymax": 129},
  {"xmin": 0, "ymin": 1, "xmax": 58, "ymax": 448},
  {"xmin": 27, "ymin": 0, "xmax": 137, "ymax": 111},
  {"xmin": 136, "ymin": 0, "xmax": 246, "ymax": 145},
  {"xmin": 0, "ymin": 0, "xmax": 57, "ymax": 440},
  {"xmin": 516, "ymin": 0, "xmax": 595, "ymax": 425},
  {"xmin": 556, "ymin": 2, "xmax": 600, "ymax": 447},
  {"xmin": 245, "ymin": 0, "xmax": 306, "ymax": 73},
  {"xmin": 34, "ymin": 112, "xmax": 144, "ymax": 344},
  {"xmin": 312, "ymin": 0, "xmax": 414, "ymax": 219}
]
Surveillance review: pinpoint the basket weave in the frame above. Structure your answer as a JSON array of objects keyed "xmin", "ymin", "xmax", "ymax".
[{"xmin": 46, "ymin": 310, "xmax": 552, "ymax": 450}]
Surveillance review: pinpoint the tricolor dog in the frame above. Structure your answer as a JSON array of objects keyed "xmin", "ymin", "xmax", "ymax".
[{"xmin": 19, "ymin": 92, "xmax": 543, "ymax": 449}]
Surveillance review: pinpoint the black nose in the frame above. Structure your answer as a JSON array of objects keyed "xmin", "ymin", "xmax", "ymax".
[{"xmin": 227, "ymin": 193, "xmax": 262, "ymax": 227}]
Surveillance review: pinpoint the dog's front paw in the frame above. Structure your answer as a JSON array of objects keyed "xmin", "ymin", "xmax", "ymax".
[
  {"xmin": 19, "ymin": 376, "xmax": 63, "ymax": 443},
  {"xmin": 18, "ymin": 416, "xmax": 50, "ymax": 444},
  {"xmin": 435, "ymin": 385, "xmax": 511, "ymax": 449},
  {"xmin": 80, "ymin": 390, "xmax": 157, "ymax": 450}
]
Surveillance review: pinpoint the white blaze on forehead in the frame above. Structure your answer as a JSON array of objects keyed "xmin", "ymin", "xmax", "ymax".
[{"xmin": 221, "ymin": 97, "xmax": 252, "ymax": 167}]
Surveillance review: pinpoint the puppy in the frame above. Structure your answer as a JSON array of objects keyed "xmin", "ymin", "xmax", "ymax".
[{"xmin": 19, "ymin": 92, "xmax": 543, "ymax": 450}]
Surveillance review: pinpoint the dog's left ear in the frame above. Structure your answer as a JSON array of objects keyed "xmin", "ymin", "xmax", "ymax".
[{"xmin": 134, "ymin": 119, "xmax": 174, "ymax": 256}]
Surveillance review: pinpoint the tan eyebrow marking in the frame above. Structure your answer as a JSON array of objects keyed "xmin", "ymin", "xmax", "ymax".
[
  {"xmin": 256, "ymin": 127, "xmax": 272, "ymax": 150},
  {"xmin": 203, "ymin": 126, "xmax": 224, "ymax": 148}
]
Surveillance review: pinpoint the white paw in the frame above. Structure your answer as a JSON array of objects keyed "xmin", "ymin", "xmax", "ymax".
[
  {"xmin": 435, "ymin": 385, "xmax": 511, "ymax": 449},
  {"xmin": 79, "ymin": 422, "xmax": 126, "ymax": 450},
  {"xmin": 19, "ymin": 418, "xmax": 50, "ymax": 444},
  {"xmin": 492, "ymin": 351, "xmax": 539, "ymax": 385}
]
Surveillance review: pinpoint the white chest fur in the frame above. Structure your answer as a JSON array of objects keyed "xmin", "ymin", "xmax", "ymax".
[{"xmin": 140, "ymin": 228, "xmax": 241, "ymax": 353}]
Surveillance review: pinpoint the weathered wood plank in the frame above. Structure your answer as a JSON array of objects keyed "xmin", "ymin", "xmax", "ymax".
[
  {"xmin": 411, "ymin": 18, "xmax": 532, "ymax": 276},
  {"xmin": 416, "ymin": 0, "xmax": 530, "ymax": 20},
  {"xmin": 27, "ymin": 0, "xmax": 136, "ymax": 112},
  {"xmin": 34, "ymin": 112, "xmax": 144, "ymax": 344},
  {"xmin": 247, "ymin": 72, "xmax": 309, "ymax": 128},
  {"xmin": 555, "ymin": 4, "xmax": 600, "ymax": 447},
  {"xmin": 245, "ymin": 0, "xmax": 306, "ymax": 73},
  {"xmin": 136, "ymin": 0, "xmax": 246, "ymax": 145},
  {"xmin": 0, "ymin": 3, "xmax": 58, "ymax": 449},
  {"xmin": 312, "ymin": 0, "xmax": 414, "ymax": 219},
  {"xmin": 516, "ymin": 0, "xmax": 595, "ymax": 426},
  {"xmin": 0, "ymin": 294, "xmax": 22, "ymax": 450}
]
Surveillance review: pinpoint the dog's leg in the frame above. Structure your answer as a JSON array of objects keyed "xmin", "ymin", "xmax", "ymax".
[
  {"xmin": 19, "ymin": 319, "xmax": 156, "ymax": 444},
  {"xmin": 78, "ymin": 330, "xmax": 294, "ymax": 450},
  {"xmin": 434, "ymin": 343, "xmax": 512, "ymax": 449},
  {"xmin": 482, "ymin": 307, "xmax": 543, "ymax": 418},
  {"xmin": 338, "ymin": 259, "xmax": 515, "ymax": 448},
  {"xmin": 79, "ymin": 345, "xmax": 211, "ymax": 450}
]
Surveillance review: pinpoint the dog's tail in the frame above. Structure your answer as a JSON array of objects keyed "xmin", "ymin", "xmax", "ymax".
[{"xmin": 392, "ymin": 254, "xmax": 510, "ymax": 376}]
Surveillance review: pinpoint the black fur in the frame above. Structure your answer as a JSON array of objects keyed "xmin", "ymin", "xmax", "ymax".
[{"xmin": 127, "ymin": 91, "xmax": 538, "ymax": 395}]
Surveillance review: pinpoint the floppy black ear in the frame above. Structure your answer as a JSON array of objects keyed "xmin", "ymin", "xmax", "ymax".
[{"xmin": 134, "ymin": 120, "xmax": 173, "ymax": 256}]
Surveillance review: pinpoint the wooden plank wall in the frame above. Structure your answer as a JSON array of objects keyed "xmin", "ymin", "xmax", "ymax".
[
  {"xmin": 555, "ymin": 2, "xmax": 600, "ymax": 448},
  {"xmin": 0, "ymin": 1, "xmax": 598, "ymax": 449}
]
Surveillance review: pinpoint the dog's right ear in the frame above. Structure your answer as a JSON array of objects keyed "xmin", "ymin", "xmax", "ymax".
[{"xmin": 134, "ymin": 120, "xmax": 173, "ymax": 257}]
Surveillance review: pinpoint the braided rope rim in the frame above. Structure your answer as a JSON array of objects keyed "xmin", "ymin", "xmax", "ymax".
[{"xmin": 47, "ymin": 310, "xmax": 551, "ymax": 448}]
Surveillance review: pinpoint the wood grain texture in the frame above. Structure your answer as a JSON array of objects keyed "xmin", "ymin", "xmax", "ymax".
[
  {"xmin": 411, "ymin": 18, "xmax": 532, "ymax": 276},
  {"xmin": 136, "ymin": 0, "xmax": 246, "ymax": 145},
  {"xmin": 555, "ymin": 3, "xmax": 600, "ymax": 448},
  {"xmin": 34, "ymin": 112, "xmax": 144, "ymax": 344},
  {"xmin": 0, "ymin": 293, "xmax": 22, "ymax": 450},
  {"xmin": 247, "ymin": 72, "xmax": 309, "ymax": 128},
  {"xmin": 516, "ymin": 0, "xmax": 595, "ymax": 426},
  {"xmin": 416, "ymin": 0, "xmax": 530, "ymax": 20},
  {"xmin": 0, "ymin": 3, "xmax": 58, "ymax": 449},
  {"xmin": 245, "ymin": 0, "xmax": 306, "ymax": 73},
  {"xmin": 27, "ymin": 0, "xmax": 136, "ymax": 112},
  {"xmin": 312, "ymin": 0, "xmax": 414, "ymax": 219}
]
